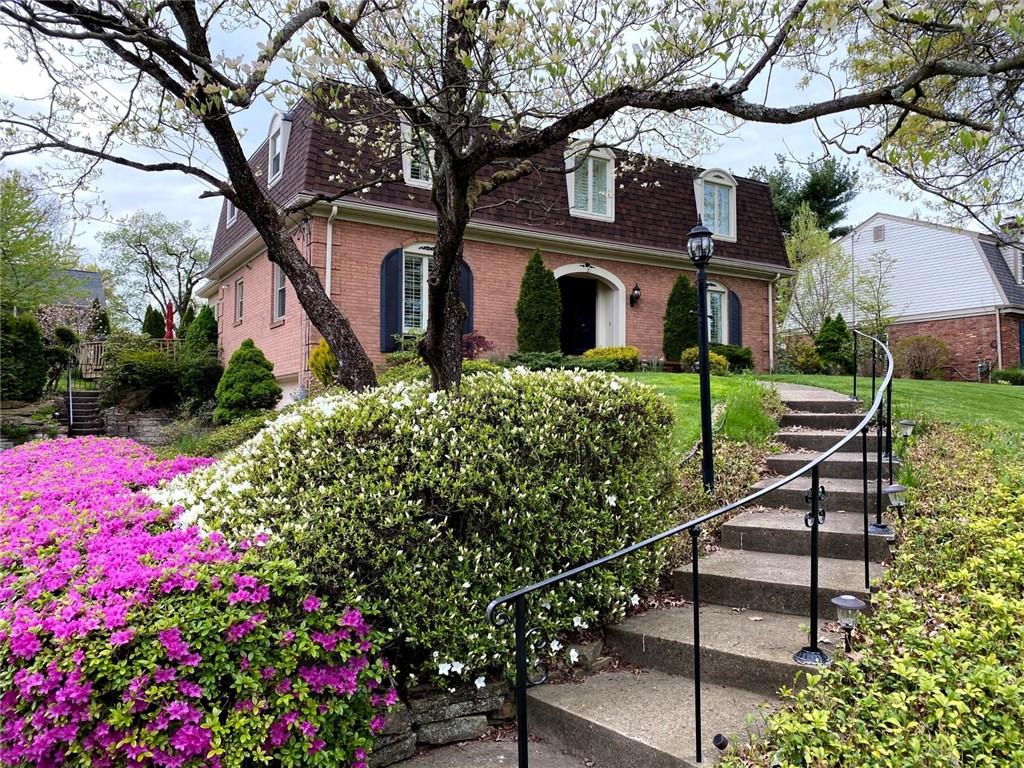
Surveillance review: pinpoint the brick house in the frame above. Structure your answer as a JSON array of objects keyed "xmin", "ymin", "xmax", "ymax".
[
  {"xmin": 199, "ymin": 101, "xmax": 791, "ymax": 396},
  {"xmin": 837, "ymin": 213, "xmax": 1024, "ymax": 377}
]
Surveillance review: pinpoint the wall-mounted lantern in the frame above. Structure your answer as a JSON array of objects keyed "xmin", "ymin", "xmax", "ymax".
[{"xmin": 629, "ymin": 283, "xmax": 642, "ymax": 307}]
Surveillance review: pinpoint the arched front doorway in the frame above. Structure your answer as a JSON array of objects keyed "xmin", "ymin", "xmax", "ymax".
[{"xmin": 553, "ymin": 264, "xmax": 626, "ymax": 354}]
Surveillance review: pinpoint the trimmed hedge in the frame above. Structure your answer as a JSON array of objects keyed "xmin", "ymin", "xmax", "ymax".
[
  {"xmin": 709, "ymin": 343, "xmax": 754, "ymax": 372},
  {"xmin": 725, "ymin": 427, "xmax": 1024, "ymax": 767},
  {"xmin": 157, "ymin": 370, "xmax": 679, "ymax": 686},
  {"xmin": 506, "ymin": 351, "xmax": 619, "ymax": 371},
  {"xmin": 0, "ymin": 312, "xmax": 47, "ymax": 402},
  {"xmin": 582, "ymin": 346, "xmax": 640, "ymax": 371},
  {"xmin": 991, "ymin": 367, "xmax": 1024, "ymax": 385},
  {"xmin": 679, "ymin": 346, "xmax": 729, "ymax": 375}
]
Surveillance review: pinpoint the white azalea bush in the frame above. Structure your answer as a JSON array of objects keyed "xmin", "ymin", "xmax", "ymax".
[{"xmin": 156, "ymin": 369, "xmax": 678, "ymax": 686}]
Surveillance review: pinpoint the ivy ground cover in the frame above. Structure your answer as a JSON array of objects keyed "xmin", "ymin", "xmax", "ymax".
[
  {"xmin": 725, "ymin": 428, "xmax": 1024, "ymax": 767},
  {"xmin": 0, "ymin": 437, "xmax": 390, "ymax": 768}
]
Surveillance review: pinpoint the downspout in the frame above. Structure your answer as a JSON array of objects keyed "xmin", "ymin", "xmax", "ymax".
[
  {"xmin": 326, "ymin": 205, "xmax": 338, "ymax": 299},
  {"xmin": 995, "ymin": 307, "xmax": 1003, "ymax": 369},
  {"xmin": 768, "ymin": 273, "xmax": 782, "ymax": 372}
]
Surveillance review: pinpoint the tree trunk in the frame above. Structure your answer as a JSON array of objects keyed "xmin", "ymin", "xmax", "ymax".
[{"xmin": 422, "ymin": 186, "xmax": 470, "ymax": 390}]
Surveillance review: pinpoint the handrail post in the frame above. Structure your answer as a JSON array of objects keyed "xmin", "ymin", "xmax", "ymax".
[
  {"xmin": 862, "ymin": 425, "xmax": 870, "ymax": 590},
  {"xmin": 851, "ymin": 329, "xmax": 859, "ymax": 401},
  {"xmin": 869, "ymin": 378, "xmax": 892, "ymax": 543},
  {"xmin": 690, "ymin": 526, "xmax": 702, "ymax": 764},
  {"xmin": 794, "ymin": 465, "xmax": 830, "ymax": 667},
  {"xmin": 870, "ymin": 344, "xmax": 877, "ymax": 404},
  {"xmin": 67, "ymin": 358, "xmax": 74, "ymax": 428},
  {"xmin": 885, "ymin": 381, "xmax": 894, "ymax": 482},
  {"xmin": 514, "ymin": 597, "xmax": 530, "ymax": 768}
]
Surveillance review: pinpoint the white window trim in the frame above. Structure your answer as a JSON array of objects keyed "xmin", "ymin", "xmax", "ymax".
[
  {"xmin": 707, "ymin": 280, "xmax": 728, "ymax": 345},
  {"xmin": 565, "ymin": 143, "xmax": 615, "ymax": 222},
  {"xmin": 234, "ymin": 278, "xmax": 244, "ymax": 322},
  {"xmin": 267, "ymin": 112, "xmax": 290, "ymax": 188},
  {"xmin": 694, "ymin": 168, "xmax": 737, "ymax": 242},
  {"xmin": 226, "ymin": 201, "xmax": 237, "ymax": 227},
  {"xmin": 272, "ymin": 263, "xmax": 286, "ymax": 322},
  {"xmin": 401, "ymin": 121, "xmax": 433, "ymax": 190},
  {"xmin": 401, "ymin": 243, "xmax": 435, "ymax": 332}
]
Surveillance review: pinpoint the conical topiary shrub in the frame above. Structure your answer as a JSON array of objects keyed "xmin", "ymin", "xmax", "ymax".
[
  {"xmin": 142, "ymin": 305, "xmax": 165, "ymax": 339},
  {"xmin": 662, "ymin": 273, "xmax": 698, "ymax": 362},
  {"xmin": 183, "ymin": 305, "xmax": 217, "ymax": 355},
  {"xmin": 516, "ymin": 249, "xmax": 561, "ymax": 352},
  {"xmin": 213, "ymin": 339, "xmax": 282, "ymax": 424}
]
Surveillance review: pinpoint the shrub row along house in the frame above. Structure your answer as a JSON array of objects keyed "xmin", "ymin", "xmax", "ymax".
[
  {"xmin": 838, "ymin": 213, "xmax": 1024, "ymax": 377},
  {"xmin": 200, "ymin": 97, "xmax": 790, "ymax": 396}
]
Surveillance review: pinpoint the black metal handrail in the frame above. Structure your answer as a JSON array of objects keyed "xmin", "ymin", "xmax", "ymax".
[{"xmin": 486, "ymin": 329, "xmax": 895, "ymax": 767}]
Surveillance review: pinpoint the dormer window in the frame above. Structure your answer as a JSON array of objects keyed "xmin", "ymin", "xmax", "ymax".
[
  {"xmin": 226, "ymin": 201, "xmax": 237, "ymax": 226},
  {"xmin": 402, "ymin": 122, "xmax": 433, "ymax": 189},
  {"xmin": 696, "ymin": 168, "xmax": 737, "ymax": 241},
  {"xmin": 566, "ymin": 144, "xmax": 615, "ymax": 221},
  {"xmin": 266, "ymin": 112, "xmax": 290, "ymax": 187}
]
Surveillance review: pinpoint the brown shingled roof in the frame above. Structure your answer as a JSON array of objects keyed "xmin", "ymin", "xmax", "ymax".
[{"xmin": 210, "ymin": 96, "xmax": 788, "ymax": 271}]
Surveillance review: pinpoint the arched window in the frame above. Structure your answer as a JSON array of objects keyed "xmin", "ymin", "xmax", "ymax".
[
  {"xmin": 696, "ymin": 168, "xmax": 737, "ymax": 241},
  {"xmin": 565, "ymin": 143, "xmax": 615, "ymax": 222}
]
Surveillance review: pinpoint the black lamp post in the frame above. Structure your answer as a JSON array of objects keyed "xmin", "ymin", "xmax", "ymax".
[{"xmin": 687, "ymin": 219, "xmax": 715, "ymax": 491}]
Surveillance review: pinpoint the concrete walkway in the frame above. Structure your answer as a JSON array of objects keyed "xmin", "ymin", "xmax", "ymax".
[{"xmin": 396, "ymin": 739, "xmax": 588, "ymax": 767}]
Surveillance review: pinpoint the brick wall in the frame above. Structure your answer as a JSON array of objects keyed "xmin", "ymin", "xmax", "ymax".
[
  {"xmin": 217, "ymin": 217, "xmax": 778, "ymax": 377},
  {"xmin": 888, "ymin": 312, "xmax": 1023, "ymax": 378}
]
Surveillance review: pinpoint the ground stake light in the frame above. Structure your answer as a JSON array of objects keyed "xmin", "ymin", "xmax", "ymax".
[
  {"xmin": 898, "ymin": 419, "xmax": 916, "ymax": 438},
  {"xmin": 831, "ymin": 594, "xmax": 867, "ymax": 652}
]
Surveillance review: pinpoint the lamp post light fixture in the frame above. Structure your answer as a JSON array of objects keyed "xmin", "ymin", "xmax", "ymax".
[
  {"xmin": 831, "ymin": 594, "xmax": 867, "ymax": 653},
  {"xmin": 630, "ymin": 283, "xmax": 642, "ymax": 307},
  {"xmin": 687, "ymin": 218, "xmax": 715, "ymax": 491}
]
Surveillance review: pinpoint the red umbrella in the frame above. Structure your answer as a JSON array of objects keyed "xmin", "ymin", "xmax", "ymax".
[{"xmin": 164, "ymin": 300, "xmax": 175, "ymax": 339}]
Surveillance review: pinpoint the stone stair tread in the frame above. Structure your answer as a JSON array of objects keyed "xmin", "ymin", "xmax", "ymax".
[
  {"xmin": 769, "ymin": 450, "xmax": 886, "ymax": 464},
  {"xmin": 726, "ymin": 507, "xmax": 881, "ymax": 535},
  {"xmin": 607, "ymin": 605, "xmax": 842, "ymax": 681},
  {"xmin": 752, "ymin": 476, "xmax": 874, "ymax": 495},
  {"xmin": 528, "ymin": 669, "xmax": 769, "ymax": 767},
  {"xmin": 679, "ymin": 549, "xmax": 880, "ymax": 593}
]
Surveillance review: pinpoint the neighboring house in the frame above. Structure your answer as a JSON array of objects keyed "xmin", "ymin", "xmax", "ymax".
[
  {"xmin": 838, "ymin": 213, "xmax": 1024, "ymax": 376},
  {"xmin": 199, "ymin": 99, "xmax": 792, "ymax": 397},
  {"xmin": 36, "ymin": 269, "xmax": 106, "ymax": 338}
]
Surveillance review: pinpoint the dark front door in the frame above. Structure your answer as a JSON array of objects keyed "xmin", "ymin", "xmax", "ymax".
[{"xmin": 559, "ymin": 277, "xmax": 597, "ymax": 354}]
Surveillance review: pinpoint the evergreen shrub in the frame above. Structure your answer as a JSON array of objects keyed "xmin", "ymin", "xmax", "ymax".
[
  {"xmin": 709, "ymin": 343, "xmax": 754, "ymax": 372},
  {"xmin": 992, "ymin": 367, "xmax": 1024, "ymax": 385},
  {"xmin": 679, "ymin": 346, "xmax": 729, "ymax": 375},
  {"xmin": 308, "ymin": 339, "xmax": 339, "ymax": 386},
  {"xmin": 214, "ymin": 339, "xmax": 282, "ymax": 424},
  {"xmin": 158, "ymin": 370, "xmax": 679, "ymax": 686},
  {"xmin": 582, "ymin": 346, "xmax": 640, "ymax": 371},
  {"xmin": 815, "ymin": 314, "xmax": 854, "ymax": 374},
  {"xmin": 662, "ymin": 274, "xmax": 697, "ymax": 361},
  {"xmin": 515, "ymin": 250, "xmax": 561, "ymax": 352},
  {"xmin": 0, "ymin": 312, "xmax": 48, "ymax": 402}
]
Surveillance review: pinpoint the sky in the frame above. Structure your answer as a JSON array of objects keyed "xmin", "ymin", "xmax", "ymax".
[{"xmin": 0, "ymin": 21, "xmax": 951, "ymax": 264}]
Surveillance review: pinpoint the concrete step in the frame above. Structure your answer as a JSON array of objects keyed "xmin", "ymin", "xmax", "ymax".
[
  {"xmin": 673, "ymin": 549, "xmax": 881, "ymax": 617},
  {"xmin": 781, "ymin": 398, "xmax": 861, "ymax": 414},
  {"xmin": 749, "ymin": 476, "xmax": 889, "ymax": 512},
  {"xmin": 721, "ymin": 508, "xmax": 890, "ymax": 562},
  {"xmin": 528, "ymin": 670, "xmax": 768, "ymax": 768},
  {"xmin": 68, "ymin": 426, "xmax": 105, "ymax": 436},
  {"xmin": 779, "ymin": 412, "xmax": 867, "ymax": 430},
  {"xmin": 776, "ymin": 430, "xmax": 880, "ymax": 453},
  {"xmin": 766, "ymin": 451, "xmax": 896, "ymax": 480},
  {"xmin": 605, "ymin": 605, "xmax": 843, "ymax": 697}
]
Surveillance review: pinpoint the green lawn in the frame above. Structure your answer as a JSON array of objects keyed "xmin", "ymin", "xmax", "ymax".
[
  {"xmin": 760, "ymin": 373, "xmax": 1024, "ymax": 432},
  {"xmin": 625, "ymin": 372, "xmax": 775, "ymax": 450}
]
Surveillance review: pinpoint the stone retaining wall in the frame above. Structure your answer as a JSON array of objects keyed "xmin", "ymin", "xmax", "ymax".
[{"xmin": 101, "ymin": 407, "xmax": 177, "ymax": 446}]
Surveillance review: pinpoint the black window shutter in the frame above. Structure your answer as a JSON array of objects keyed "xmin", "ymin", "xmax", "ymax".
[
  {"xmin": 459, "ymin": 260, "xmax": 474, "ymax": 333},
  {"xmin": 728, "ymin": 290, "xmax": 743, "ymax": 346},
  {"xmin": 380, "ymin": 248, "xmax": 403, "ymax": 352}
]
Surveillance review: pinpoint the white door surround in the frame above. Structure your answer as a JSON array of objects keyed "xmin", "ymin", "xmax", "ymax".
[{"xmin": 553, "ymin": 263, "xmax": 626, "ymax": 348}]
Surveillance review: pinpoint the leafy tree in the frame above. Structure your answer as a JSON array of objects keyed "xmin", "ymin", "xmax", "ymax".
[
  {"xmin": 2, "ymin": 2, "xmax": 1020, "ymax": 390},
  {"xmin": 98, "ymin": 212, "xmax": 207, "ymax": 331},
  {"xmin": 855, "ymin": 251, "xmax": 899, "ymax": 339},
  {"xmin": 0, "ymin": 172, "xmax": 78, "ymax": 312},
  {"xmin": 782, "ymin": 205, "xmax": 853, "ymax": 338},
  {"xmin": 141, "ymin": 306, "xmax": 165, "ymax": 339},
  {"xmin": 0, "ymin": 312, "xmax": 47, "ymax": 402},
  {"xmin": 214, "ymin": 340, "xmax": 282, "ymax": 424},
  {"xmin": 750, "ymin": 155, "xmax": 860, "ymax": 236},
  {"xmin": 183, "ymin": 305, "xmax": 218, "ymax": 356},
  {"xmin": 815, "ymin": 314, "xmax": 854, "ymax": 374},
  {"xmin": 663, "ymin": 274, "xmax": 698, "ymax": 362},
  {"xmin": 516, "ymin": 251, "xmax": 561, "ymax": 353},
  {"xmin": 87, "ymin": 298, "xmax": 110, "ymax": 337}
]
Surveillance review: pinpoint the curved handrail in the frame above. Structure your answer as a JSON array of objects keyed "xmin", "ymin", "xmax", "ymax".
[{"xmin": 486, "ymin": 329, "xmax": 894, "ymax": 622}]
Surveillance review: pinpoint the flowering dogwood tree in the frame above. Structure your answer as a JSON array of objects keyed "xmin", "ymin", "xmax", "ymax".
[{"xmin": 1, "ymin": 1, "xmax": 1021, "ymax": 389}]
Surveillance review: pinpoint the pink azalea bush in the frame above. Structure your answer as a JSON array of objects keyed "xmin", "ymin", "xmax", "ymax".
[{"xmin": 0, "ymin": 437, "xmax": 391, "ymax": 768}]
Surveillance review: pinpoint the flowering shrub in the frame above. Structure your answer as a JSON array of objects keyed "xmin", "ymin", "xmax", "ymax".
[
  {"xmin": 0, "ymin": 437, "xmax": 389, "ymax": 768},
  {"xmin": 156, "ymin": 369, "xmax": 679, "ymax": 687}
]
